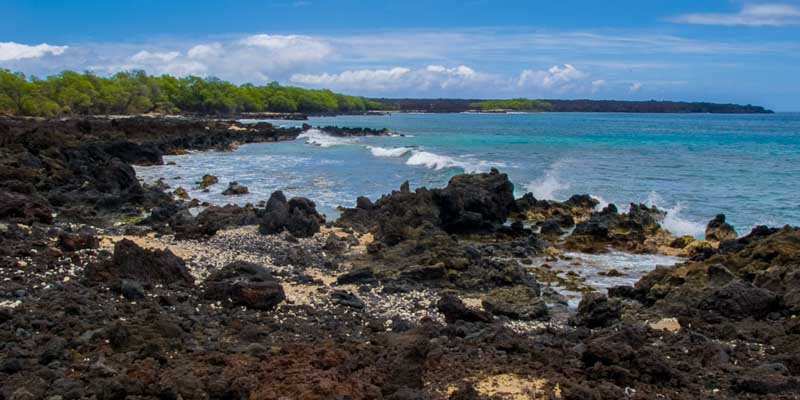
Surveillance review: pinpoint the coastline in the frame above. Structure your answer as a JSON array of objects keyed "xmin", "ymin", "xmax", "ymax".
[{"xmin": 1, "ymin": 116, "xmax": 799, "ymax": 398}]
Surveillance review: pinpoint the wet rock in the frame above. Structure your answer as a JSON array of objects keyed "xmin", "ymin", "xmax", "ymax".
[
  {"xmin": 173, "ymin": 187, "xmax": 189, "ymax": 199},
  {"xmin": 222, "ymin": 181, "xmax": 249, "ymax": 196},
  {"xmin": 258, "ymin": 191, "xmax": 324, "ymax": 238},
  {"xmin": 575, "ymin": 292, "xmax": 621, "ymax": 328},
  {"xmin": 437, "ymin": 294, "xmax": 492, "ymax": 323},
  {"xmin": 87, "ymin": 239, "xmax": 193, "ymax": 286},
  {"xmin": 203, "ymin": 261, "xmax": 285, "ymax": 310},
  {"xmin": 513, "ymin": 193, "xmax": 598, "ymax": 223},
  {"xmin": 356, "ymin": 196, "xmax": 374, "ymax": 210},
  {"xmin": 196, "ymin": 174, "xmax": 218, "ymax": 189},
  {"xmin": 705, "ymin": 214, "xmax": 737, "ymax": 241},
  {"xmin": 331, "ymin": 290, "xmax": 365, "ymax": 309}
]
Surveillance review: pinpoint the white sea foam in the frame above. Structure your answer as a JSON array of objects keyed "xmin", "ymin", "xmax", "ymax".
[
  {"xmin": 405, "ymin": 150, "xmax": 498, "ymax": 173},
  {"xmin": 526, "ymin": 166, "xmax": 570, "ymax": 200},
  {"xmin": 644, "ymin": 191, "xmax": 705, "ymax": 237},
  {"xmin": 590, "ymin": 194, "xmax": 610, "ymax": 211},
  {"xmin": 298, "ymin": 129, "xmax": 353, "ymax": 147},
  {"xmin": 367, "ymin": 146, "xmax": 414, "ymax": 157}
]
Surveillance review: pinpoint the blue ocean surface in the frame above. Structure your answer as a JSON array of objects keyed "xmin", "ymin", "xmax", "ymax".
[{"xmin": 136, "ymin": 112, "xmax": 800, "ymax": 238}]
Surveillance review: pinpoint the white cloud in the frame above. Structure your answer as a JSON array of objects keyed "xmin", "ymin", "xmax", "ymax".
[
  {"xmin": 670, "ymin": 3, "xmax": 800, "ymax": 26},
  {"xmin": 130, "ymin": 50, "xmax": 181, "ymax": 63},
  {"xmin": 0, "ymin": 42, "xmax": 68, "ymax": 61},
  {"xmin": 629, "ymin": 82, "xmax": 643, "ymax": 93},
  {"xmin": 517, "ymin": 64, "xmax": 589, "ymax": 92},
  {"xmin": 187, "ymin": 43, "xmax": 222, "ymax": 60},
  {"xmin": 591, "ymin": 79, "xmax": 607, "ymax": 93},
  {"xmin": 290, "ymin": 64, "xmax": 493, "ymax": 93}
]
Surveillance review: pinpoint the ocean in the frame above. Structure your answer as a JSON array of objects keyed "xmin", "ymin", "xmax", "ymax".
[{"xmin": 136, "ymin": 112, "xmax": 800, "ymax": 239}]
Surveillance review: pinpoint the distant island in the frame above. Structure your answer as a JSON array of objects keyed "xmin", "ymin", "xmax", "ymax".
[{"xmin": 1, "ymin": 69, "xmax": 772, "ymax": 117}]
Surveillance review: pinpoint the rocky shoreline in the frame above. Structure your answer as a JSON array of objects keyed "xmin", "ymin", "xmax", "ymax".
[{"xmin": 1, "ymin": 117, "xmax": 798, "ymax": 399}]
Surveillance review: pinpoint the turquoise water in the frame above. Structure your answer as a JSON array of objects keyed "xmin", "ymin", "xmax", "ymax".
[{"xmin": 136, "ymin": 112, "xmax": 800, "ymax": 237}]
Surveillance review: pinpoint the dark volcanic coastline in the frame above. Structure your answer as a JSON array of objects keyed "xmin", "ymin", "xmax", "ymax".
[{"xmin": 0, "ymin": 116, "xmax": 798, "ymax": 399}]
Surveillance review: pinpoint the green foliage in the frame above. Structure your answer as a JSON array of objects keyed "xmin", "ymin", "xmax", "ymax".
[
  {"xmin": 470, "ymin": 98, "xmax": 552, "ymax": 112},
  {"xmin": 0, "ymin": 69, "xmax": 385, "ymax": 116}
]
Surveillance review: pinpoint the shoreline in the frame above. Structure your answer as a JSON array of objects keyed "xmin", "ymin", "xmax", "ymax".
[{"xmin": 1, "ymin": 116, "xmax": 799, "ymax": 398}]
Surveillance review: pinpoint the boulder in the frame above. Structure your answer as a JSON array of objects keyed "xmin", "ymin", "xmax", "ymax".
[
  {"xmin": 203, "ymin": 261, "xmax": 285, "ymax": 310},
  {"xmin": 57, "ymin": 226, "xmax": 99, "ymax": 251},
  {"xmin": 222, "ymin": 181, "xmax": 249, "ymax": 196},
  {"xmin": 705, "ymin": 214, "xmax": 737, "ymax": 241},
  {"xmin": 88, "ymin": 239, "xmax": 194, "ymax": 286},
  {"xmin": 433, "ymin": 168, "xmax": 515, "ymax": 233},
  {"xmin": 436, "ymin": 294, "xmax": 492, "ymax": 323},
  {"xmin": 698, "ymin": 280, "xmax": 780, "ymax": 320},
  {"xmin": 574, "ymin": 292, "xmax": 622, "ymax": 328},
  {"xmin": 196, "ymin": 174, "xmax": 218, "ymax": 189},
  {"xmin": 258, "ymin": 191, "xmax": 324, "ymax": 238}
]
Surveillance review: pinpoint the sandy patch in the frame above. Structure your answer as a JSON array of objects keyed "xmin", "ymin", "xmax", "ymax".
[
  {"xmin": 100, "ymin": 234, "xmax": 196, "ymax": 260},
  {"xmin": 648, "ymin": 317, "xmax": 681, "ymax": 333},
  {"xmin": 475, "ymin": 374, "xmax": 552, "ymax": 399}
]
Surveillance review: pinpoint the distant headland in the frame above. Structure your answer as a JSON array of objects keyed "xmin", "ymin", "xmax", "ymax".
[{"xmin": 0, "ymin": 69, "xmax": 772, "ymax": 117}]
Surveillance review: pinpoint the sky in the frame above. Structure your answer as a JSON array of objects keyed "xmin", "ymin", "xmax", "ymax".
[{"xmin": 2, "ymin": 0, "xmax": 800, "ymax": 110}]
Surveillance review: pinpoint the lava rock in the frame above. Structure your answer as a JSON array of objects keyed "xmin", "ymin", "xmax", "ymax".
[
  {"xmin": 706, "ymin": 214, "xmax": 737, "ymax": 241},
  {"xmin": 222, "ymin": 181, "xmax": 249, "ymax": 196},
  {"xmin": 575, "ymin": 292, "xmax": 622, "ymax": 328},
  {"xmin": 331, "ymin": 290, "xmax": 365, "ymax": 308},
  {"xmin": 437, "ymin": 294, "xmax": 492, "ymax": 323},
  {"xmin": 88, "ymin": 239, "xmax": 194, "ymax": 286},
  {"xmin": 203, "ymin": 261, "xmax": 285, "ymax": 310},
  {"xmin": 258, "ymin": 191, "xmax": 324, "ymax": 238}
]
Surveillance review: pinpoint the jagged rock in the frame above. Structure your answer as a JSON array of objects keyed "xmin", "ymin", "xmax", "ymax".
[
  {"xmin": 706, "ymin": 214, "xmax": 737, "ymax": 241},
  {"xmin": 258, "ymin": 191, "xmax": 323, "ymax": 238},
  {"xmin": 222, "ymin": 181, "xmax": 249, "ymax": 196},
  {"xmin": 87, "ymin": 239, "xmax": 193, "ymax": 286},
  {"xmin": 203, "ymin": 261, "xmax": 285, "ymax": 310},
  {"xmin": 698, "ymin": 280, "xmax": 780, "ymax": 320},
  {"xmin": 173, "ymin": 187, "xmax": 189, "ymax": 199},
  {"xmin": 434, "ymin": 168, "xmax": 515, "ymax": 233},
  {"xmin": 574, "ymin": 292, "xmax": 621, "ymax": 328}
]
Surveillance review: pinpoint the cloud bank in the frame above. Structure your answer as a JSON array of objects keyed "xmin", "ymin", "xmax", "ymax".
[
  {"xmin": 670, "ymin": 3, "xmax": 800, "ymax": 26},
  {"xmin": 0, "ymin": 42, "xmax": 68, "ymax": 61}
]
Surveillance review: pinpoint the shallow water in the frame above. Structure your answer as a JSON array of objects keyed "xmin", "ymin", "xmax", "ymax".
[{"xmin": 137, "ymin": 112, "xmax": 800, "ymax": 238}]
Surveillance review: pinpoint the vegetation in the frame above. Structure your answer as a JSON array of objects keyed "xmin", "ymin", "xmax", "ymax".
[
  {"xmin": 0, "ymin": 69, "xmax": 384, "ymax": 116},
  {"xmin": 470, "ymin": 98, "xmax": 552, "ymax": 111}
]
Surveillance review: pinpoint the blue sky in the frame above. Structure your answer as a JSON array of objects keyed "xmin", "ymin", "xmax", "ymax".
[{"xmin": 2, "ymin": 0, "xmax": 800, "ymax": 110}]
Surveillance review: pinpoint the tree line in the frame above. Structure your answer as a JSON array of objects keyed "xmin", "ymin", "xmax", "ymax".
[
  {"xmin": 470, "ymin": 98, "xmax": 552, "ymax": 111},
  {"xmin": 0, "ymin": 69, "xmax": 385, "ymax": 117}
]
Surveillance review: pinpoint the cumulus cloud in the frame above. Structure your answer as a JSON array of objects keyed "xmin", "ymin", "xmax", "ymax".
[
  {"xmin": 290, "ymin": 64, "xmax": 492, "ymax": 93},
  {"xmin": 0, "ymin": 42, "xmax": 68, "ymax": 61},
  {"xmin": 629, "ymin": 82, "xmax": 643, "ymax": 93},
  {"xmin": 84, "ymin": 34, "xmax": 333, "ymax": 83},
  {"xmin": 670, "ymin": 3, "xmax": 800, "ymax": 26},
  {"xmin": 517, "ymin": 64, "xmax": 589, "ymax": 92}
]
